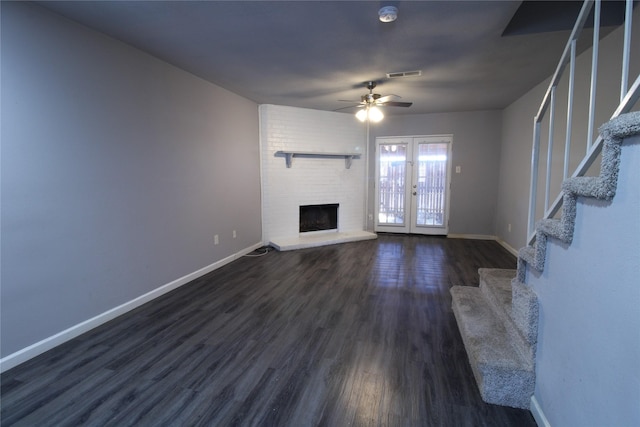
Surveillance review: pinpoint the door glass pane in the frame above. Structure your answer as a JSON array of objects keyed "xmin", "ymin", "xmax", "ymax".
[
  {"xmin": 415, "ymin": 143, "xmax": 448, "ymax": 226},
  {"xmin": 378, "ymin": 144, "xmax": 407, "ymax": 225}
]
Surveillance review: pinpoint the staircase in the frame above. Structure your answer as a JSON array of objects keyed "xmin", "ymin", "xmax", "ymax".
[
  {"xmin": 450, "ymin": 269, "xmax": 537, "ymax": 409},
  {"xmin": 516, "ymin": 112, "xmax": 640, "ymax": 281},
  {"xmin": 450, "ymin": 111, "xmax": 640, "ymax": 409},
  {"xmin": 450, "ymin": 0, "xmax": 639, "ymax": 410}
]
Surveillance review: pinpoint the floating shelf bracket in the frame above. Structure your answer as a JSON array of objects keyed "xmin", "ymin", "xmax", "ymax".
[{"xmin": 275, "ymin": 151, "xmax": 361, "ymax": 169}]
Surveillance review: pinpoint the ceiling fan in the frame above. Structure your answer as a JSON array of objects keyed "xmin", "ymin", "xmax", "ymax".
[{"xmin": 339, "ymin": 81, "xmax": 413, "ymax": 122}]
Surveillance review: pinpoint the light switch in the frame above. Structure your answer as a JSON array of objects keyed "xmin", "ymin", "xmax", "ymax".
[{"xmin": 456, "ymin": 166, "xmax": 461, "ymax": 174}]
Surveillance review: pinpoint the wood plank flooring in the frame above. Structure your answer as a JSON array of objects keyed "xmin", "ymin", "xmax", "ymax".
[{"xmin": 1, "ymin": 234, "xmax": 537, "ymax": 426}]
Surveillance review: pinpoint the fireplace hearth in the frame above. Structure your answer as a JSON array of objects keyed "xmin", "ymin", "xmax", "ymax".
[{"xmin": 299, "ymin": 204, "xmax": 338, "ymax": 233}]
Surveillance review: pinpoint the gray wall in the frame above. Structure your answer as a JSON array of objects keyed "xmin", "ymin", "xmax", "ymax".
[
  {"xmin": 1, "ymin": 2, "xmax": 261, "ymax": 357},
  {"xmin": 369, "ymin": 110, "xmax": 503, "ymax": 236},
  {"xmin": 496, "ymin": 82, "xmax": 548, "ymax": 250}
]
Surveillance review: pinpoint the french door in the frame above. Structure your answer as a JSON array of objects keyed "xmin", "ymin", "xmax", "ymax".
[{"xmin": 375, "ymin": 135, "xmax": 452, "ymax": 235}]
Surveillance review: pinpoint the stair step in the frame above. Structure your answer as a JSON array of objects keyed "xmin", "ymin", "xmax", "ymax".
[
  {"xmin": 479, "ymin": 268, "xmax": 514, "ymax": 314},
  {"xmin": 518, "ymin": 245, "xmax": 535, "ymax": 265},
  {"xmin": 479, "ymin": 268, "xmax": 538, "ymax": 353},
  {"xmin": 451, "ymin": 285, "xmax": 534, "ymax": 409},
  {"xmin": 511, "ymin": 279, "xmax": 539, "ymax": 346},
  {"xmin": 518, "ymin": 244, "xmax": 544, "ymax": 272},
  {"xmin": 479, "ymin": 269, "xmax": 526, "ymax": 360},
  {"xmin": 537, "ymin": 218, "xmax": 570, "ymax": 243},
  {"xmin": 563, "ymin": 176, "xmax": 614, "ymax": 200}
]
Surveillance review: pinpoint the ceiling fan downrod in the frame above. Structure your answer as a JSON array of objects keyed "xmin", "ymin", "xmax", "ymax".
[{"xmin": 363, "ymin": 81, "xmax": 381, "ymax": 104}]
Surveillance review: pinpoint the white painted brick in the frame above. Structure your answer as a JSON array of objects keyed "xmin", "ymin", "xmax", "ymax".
[{"xmin": 260, "ymin": 104, "xmax": 367, "ymax": 242}]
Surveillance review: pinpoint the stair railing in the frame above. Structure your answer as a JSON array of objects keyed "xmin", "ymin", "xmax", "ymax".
[{"xmin": 527, "ymin": 0, "xmax": 640, "ymax": 244}]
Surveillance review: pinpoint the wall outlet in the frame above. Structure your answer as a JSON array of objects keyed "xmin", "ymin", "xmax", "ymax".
[
  {"xmin": 214, "ymin": 234, "xmax": 219, "ymax": 245},
  {"xmin": 508, "ymin": 223, "xmax": 512, "ymax": 232},
  {"xmin": 233, "ymin": 230, "xmax": 237, "ymax": 239},
  {"xmin": 368, "ymin": 213, "xmax": 373, "ymax": 221}
]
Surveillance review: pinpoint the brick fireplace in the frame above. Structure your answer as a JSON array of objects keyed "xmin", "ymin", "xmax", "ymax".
[{"xmin": 259, "ymin": 105, "xmax": 377, "ymax": 250}]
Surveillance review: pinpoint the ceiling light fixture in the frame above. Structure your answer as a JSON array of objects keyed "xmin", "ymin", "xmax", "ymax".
[
  {"xmin": 356, "ymin": 106, "xmax": 384, "ymax": 123},
  {"xmin": 378, "ymin": 6, "xmax": 398, "ymax": 23}
]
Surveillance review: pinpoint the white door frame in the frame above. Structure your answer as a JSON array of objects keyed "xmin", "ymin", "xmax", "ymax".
[{"xmin": 374, "ymin": 135, "xmax": 453, "ymax": 235}]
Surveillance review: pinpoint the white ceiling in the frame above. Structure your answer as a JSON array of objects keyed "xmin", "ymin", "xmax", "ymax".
[{"xmin": 36, "ymin": 1, "xmax": 621, "ymax": 116}]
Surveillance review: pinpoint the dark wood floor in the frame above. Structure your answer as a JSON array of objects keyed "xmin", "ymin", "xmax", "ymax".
[{"xmin": 1, "ymin": 234, "xmax": 536, "ymax": 426}]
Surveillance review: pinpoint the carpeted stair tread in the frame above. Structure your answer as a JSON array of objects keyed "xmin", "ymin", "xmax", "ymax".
[
  {"xmin": 450, "ymin": 285, "xmax": 534, "ymax": 409},
  {"xmin": 518, "ymin": 245, "xmax": 537, "ymax": 268},
  {"xmin": 537, "ymin": 218, "xmax": 571, "ymax": 242},
  {"xmin": 562, "ymin": 176, "xmax": 614, "ymax": 199},
  {"xmin": 479, "ymin": 268, "xmax": 514, "ymax": 307},
  {"xmin": 511, "ymin": 279, "xmax": 539, "ymax": 346},
  {"xmin": 479, "ymin": 268, "xmax": 536, "ymax": 362},
  {"xmin": 479, "ymin": 269, "xmax": 514, "ymax": 338},
  {"xmin": 600, "ymin": 110, "xmax": 640, "ymax": 139}
]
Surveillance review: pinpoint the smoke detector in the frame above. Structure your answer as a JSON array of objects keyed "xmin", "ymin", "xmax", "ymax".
[{"xmin": 378, "ymin": 6, "xmax": 398, "ymax": 23}]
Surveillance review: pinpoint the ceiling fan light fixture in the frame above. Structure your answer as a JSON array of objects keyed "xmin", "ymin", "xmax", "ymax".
[
  {"xmin": 356, "ymin": 106, "xmax": 384, "ymax": 123},
  {"xmin": 368, "ymin": 106, "xmax": 384, "ymax": 122},
  {"xmin": 378, "ymin": 6, "xmax": 398, "ymax": 23},
  {"xmin": 356, "ymin": 109, "xmax": 368, "ymax": 122}
]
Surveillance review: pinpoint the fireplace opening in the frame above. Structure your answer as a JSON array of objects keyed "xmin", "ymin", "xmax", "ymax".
[{"xmin": 299, "ymin": 204, "xmax": 338, "ymax": 233}]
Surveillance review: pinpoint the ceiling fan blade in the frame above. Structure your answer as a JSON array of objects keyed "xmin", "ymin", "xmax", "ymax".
[
  {"xmin": 376, "ymin": 95, "xmax": 401, "ymax": 104},
  {"xmin": 333, "ymin": 104, "xmax": 362, "ymax": 112},
  {"xmin": 380, "ymin": 101, "xmax": 413, "ymax": 108}
]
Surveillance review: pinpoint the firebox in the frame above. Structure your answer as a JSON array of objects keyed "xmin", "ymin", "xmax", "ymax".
[{"xmin": 299, "ymin": 204, "xmax": 338, "ymax": 233}]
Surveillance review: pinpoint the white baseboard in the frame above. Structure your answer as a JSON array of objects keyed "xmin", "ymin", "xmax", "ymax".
[
  {"xmin": 446, "ymin": 234, "xmax": 519, "ymax": 258},
  {"xmin": 531, "ymin": 395, "xmax": 551, "ymax": 427},
  {"xmin": 447, "ymin": 233, "xmax": 497, "ymax": 240},
  {"xmin": 496, "ymin": 238, "xmax": 519, "ymax": 257},
  {"xmin": 0, "ymin": 242, "xmax": 264, "ymax": 373}
]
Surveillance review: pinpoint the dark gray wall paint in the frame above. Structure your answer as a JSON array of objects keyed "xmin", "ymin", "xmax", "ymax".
[
  {"xmin": 369, "ymin": 110, "xmax": 503, "ymax": 236},
  {"xmin": 1, "ymin": 2, "xmax": 261, "ymax": 357}
]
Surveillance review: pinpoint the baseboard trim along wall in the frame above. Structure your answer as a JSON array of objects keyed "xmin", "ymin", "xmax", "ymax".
[
  {"xmin": 531, "ymin": 396, "xmax": 551, "ymax": 427},
  {"xmin": 0, "ymin": 242, "xmax": 264, "ymax": 373},
  {"xmin": 446, "ymin": 234, "xmax": 519, "ymax": 258},
  {"xmin": 447, "ymin": 234, "xmax": 497, "ymax": 240},
  {"xmin": 496, "ymin": 238, "xmax": 519, "ymax": 257}
]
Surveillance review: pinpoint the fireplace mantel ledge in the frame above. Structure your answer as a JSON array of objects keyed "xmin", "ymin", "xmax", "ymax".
[{"xmin": 274, "ymin": 150, "xmax": 361, "ymax": 169}]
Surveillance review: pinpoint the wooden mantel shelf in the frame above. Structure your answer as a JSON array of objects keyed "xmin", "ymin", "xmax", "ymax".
[{"xmin": 274, "ymin": 151, "xmax": 362, "ymax": 169}]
